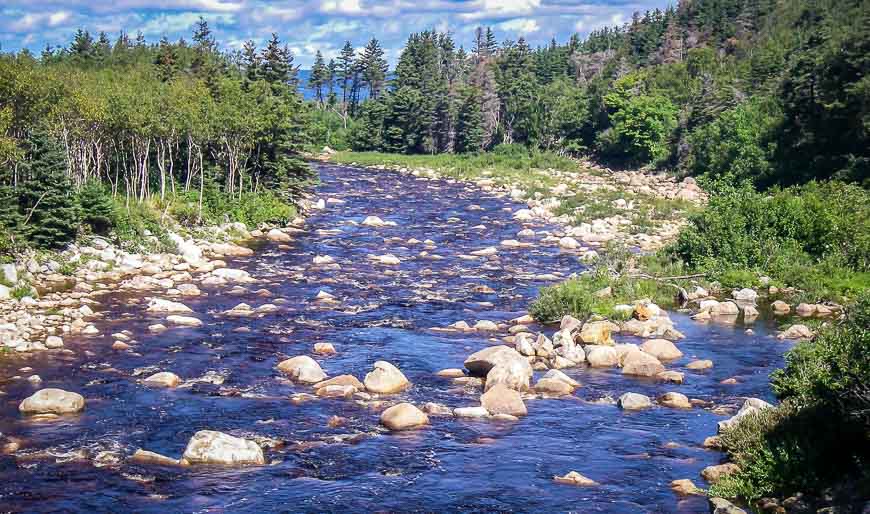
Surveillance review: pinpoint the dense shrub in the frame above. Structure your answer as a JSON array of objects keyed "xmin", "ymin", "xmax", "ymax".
[
  {"xmin": 169, "ymin": 186, "xmax": 296, "ymax": 228},
  {"xmin": 670, "ymin": 180, "xmax": 870, "ymax": 300},
  {"xmin": 77, "ymin": 180, "xmax": 116, "ymax": 235}
]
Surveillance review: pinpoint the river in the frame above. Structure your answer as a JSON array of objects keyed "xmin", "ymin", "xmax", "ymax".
[{"xmin": 0, "ymin": 163, "xmax": 787, "ymax": 512}]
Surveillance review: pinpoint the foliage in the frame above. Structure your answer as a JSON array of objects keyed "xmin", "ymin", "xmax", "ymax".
[
  {"xmin": 169, "ymin": 186, "xmax": 296, "ymax": 228},
  {"xmin": 669, "ymin": 180, "xmax": 870, "ymax": 301},
  {"xmin": 77, "ymin": 180, "xmax": 116, "ymax": 235}
]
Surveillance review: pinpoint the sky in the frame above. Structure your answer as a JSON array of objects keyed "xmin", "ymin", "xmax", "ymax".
[{"xmin": 0, "ymin": 0, "xmax": 671, "ymax": 67}]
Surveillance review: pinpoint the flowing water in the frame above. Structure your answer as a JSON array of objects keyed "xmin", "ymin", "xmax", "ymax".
[{"xmin": 0, "ymin": 164, "xmax": 788, "ymax": 512}]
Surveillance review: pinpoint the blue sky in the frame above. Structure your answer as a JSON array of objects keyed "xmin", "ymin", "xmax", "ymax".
[{"xmin": 0, "ymin": 0, "xmax": 670, "ymax": 67}]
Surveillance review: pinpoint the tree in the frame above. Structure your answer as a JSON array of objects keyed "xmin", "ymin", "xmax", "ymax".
[
  {"xmin": 455, "ymin": 87, "xmax": 485, "ymax": 153},
  {"xmin": 78, "ymin": 180, "xmax": 115, "ymax": 235},
  {"xmin": 309, "ymin": 50, "xmax": 328, "ymax": 106},
  {"xmin": 337, "ymin": 41, "xmax": 356, "ymax": 105},
  {"xmin": 155, "ymin": 36, "xmax": 178, "ymax": 82},
  {"xmin": 360, "ymin": 38, "xmax": 388, "ymax": 99}
]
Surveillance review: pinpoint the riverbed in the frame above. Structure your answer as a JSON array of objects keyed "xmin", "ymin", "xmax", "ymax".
[{"xmin": 0, "ymin": 163, "xmax": 787, "ymax": 512}]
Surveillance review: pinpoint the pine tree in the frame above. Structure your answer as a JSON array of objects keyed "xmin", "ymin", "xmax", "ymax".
[
  {"xmin": 485, "ymin": 28, "xmax": 498, "ymax": 55},
  {"xmin": 70, "ymin": 29, "xmax": 95, "ymax": 64},
  {"xmin": 337, "ymin": 41, "xmax": 356, "ymax": 105},
  {"xmin": 261, "ymin": 33, "xmax": 297, "ymax": 93},
  {"xmin": 309, "ymin": 50, "xmax": 327, "ymax": 105},
  {"xmin": 18, "ymin": 132, "xmax": 78, "ymax": 249},
  {"xmin": 77, "ymin": 180, "xmax": 115, "ymax": 235},
  {"xmin": 242, "ymin": 40, "xmax": 261, "ymax": 83},
  {"xmin": 155, "ymin": 37, "xmax": 178, "ymax": 82},
  {"xmin": 360, "ymin": 38, "xmax": 388, "ymax": 99},
  {"xmin": 455, "ymin": 87, "xmax": 485, "ymax": 153}
]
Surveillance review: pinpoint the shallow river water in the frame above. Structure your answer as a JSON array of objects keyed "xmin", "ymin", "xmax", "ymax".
[{"xmin": 0, "ymin": 164, "xmax": 788, "ymax": 512}]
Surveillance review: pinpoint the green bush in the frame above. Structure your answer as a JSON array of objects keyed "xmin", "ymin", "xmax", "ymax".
[
  {"xmin": 169, "ymin": 187, "xmax": 296, "ymax": 228},
  {"xmin": 111, "ymin": 199, "xmax": 175, "ymax": 253},
  {"xmin": 77, "ymin": 180, "xmax": 116, "ymax": 235},
  {"xmin": 669, "ymin": 180, "xmax": 870, "ymax": 300}
]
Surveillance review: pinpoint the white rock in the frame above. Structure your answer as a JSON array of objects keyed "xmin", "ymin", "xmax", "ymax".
[
  {"xmin": 182, "ymin": 430, "xmax": 265, "ymax": 466},
  {"xmin": 146, "ymin": 299, "xmax": 193, "ymax": 314}
]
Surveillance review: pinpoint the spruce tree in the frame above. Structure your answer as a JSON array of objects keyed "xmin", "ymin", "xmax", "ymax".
[
  {"xmin": 360, "ymin": 38, "xmax": 388, "ymax": 99},
  {"xmin": 337, "ymin": 41, "xmax": 356, "ymax": 105},
  {"xmin": 309, "ymin": 50, "xmax": 327, "ymax": 105},
  {"xmin": 78, "ymin": 180, "xmax": 115, "ymax": 235},
  {"xmin": 455, "ymin": 87, "xmax": 485, "ymax": 153},
  {"xmin": 18, "ymin": 132, "xmax": 78, "ymax": 249}
]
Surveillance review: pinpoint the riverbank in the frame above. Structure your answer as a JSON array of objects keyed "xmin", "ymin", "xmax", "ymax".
[{"xmin": 0, "ymin": 195, "xmax": 322, "ymax": 356}]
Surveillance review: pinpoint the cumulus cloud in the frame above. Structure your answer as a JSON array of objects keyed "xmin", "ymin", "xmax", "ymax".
[{"xmin": 0, "ymin": 0, "xmax": 669, "ymax": 66}]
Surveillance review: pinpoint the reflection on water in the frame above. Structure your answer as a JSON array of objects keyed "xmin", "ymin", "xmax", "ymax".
[{"xmin": 0, "ymin": 164, "xmax": 786, "ymax": 512}]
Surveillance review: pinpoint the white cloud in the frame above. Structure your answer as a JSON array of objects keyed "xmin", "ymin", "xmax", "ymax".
[
  {"xmin": 321, "ymin": 0, "xmax": 363, "ymax": 15},
  {"xmin": 460, "ymin": 0, "xmax": 541, "ymax": 20},
  {"xmin": 497, "ymin": 17, "xmax": 539, "ymax": 35}
]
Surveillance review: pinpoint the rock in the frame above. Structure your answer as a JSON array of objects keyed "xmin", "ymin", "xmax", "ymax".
[
  {"xmin": 473, "ymin": 320, "xmax": 499, "ymax": 331},
  {"xmin": 703, "ymin": 436, "xmax": 723, "ymax": 449},
  {"xmin": 211, "ymin": 268, "xmax": 252, "ymax": 283},
  {"xmin": 480, "ymin": 384, "xmax": 527, "ymax": 416},
  {"xmin": 586, "ymin": 345, "xmax": 619, "ymax": 367},
  {"xmin": 2, "ymin": 263, "xmax": 17, "ymax": 284},
  {"xmin": 370, "ymin": 254, "xmax": 401, "ymax": 265},
  {"xmin": 484, "ymin": 361, "xmax": 531, "ymax": 391},
  {"xmin": 514, "ymin": 333, "xmax": 536, "ymax": 356},
  {"xmin": 464, "ymin": 345, "xmax": 532, "ymax": 381},
  {"xmin": 579, "ymin": 321, "xmax": 615, "ymax": 345},
  {"xmin": 633, "ymin": 300, "xmax": 661, "ymax": 321},
  {"xmin": 712, "ymin": 301, "xmax": 740, "ymax": 316},
  {"xmin": 45, "ymin": 336, "xmax": 64, "ymax": 349},
  {"xmin": 314, "ymin": 374, "xmax": 365, "ymax": 390},
  {"xmin": 146, "ymin": 298, "xmax": 192, "ymax": 313},
  {"xmin": 710, "ymin": 497, "xmax": 747, "ymax": 514},
  {"xmin": 130, "ymin": 449, "xmax": 181, "ymax": 467},
  {"xmin": 558, "ymin": 237, "xmax": 580, "ymax": 249},
  {"xmin": 435, "ymin": 368, "xmax": 465, "ymax": 378},
  {"xmin": 621, "ymin": 350, "xmax": 665, "ymax": 377},
  {"xmin": 454, "ymin": 406, "xmax": 490, "ymax": 418},
  {"xmin": 361, "ymin": 216, "xmax": 395, "ymax": 227},
  {"xmin": 718, "ymin": 398, "xmax": 773, "ymax": 433},
  {"xmin": 313, "ymin": 342, "xmax": 336, "ymax": 355},
  {"xmin": 266, "ymin": 229, "xmax": 291, "ymax": 242},
  {"xmin": 423, "ymin": 402, "xmax": 453, "ymax": 416},
  {"xmin": 618, "ymin": 392, "xmax": 652, "ymax": 410},
  {"xmin": 657, "ymin": 371, "xmax": 685, "ymax": 384},
  {"xmin": 560, "ymin": 314, "xmax": 583, "ymax": 333},
  {"xmin": 19, "ymin": 389, "xmax": 85, "ymax": 415},
  {"xmin": 732, "ymin": 288, "xmax": 758, "ymax": 303},
  {"xmin": 380, "ymin": 403, "xmax": 429, "ymax": 431},
  {"xmin": 779, "ymin": 324, "xmax": 813, "ymax": 340},
  {"xmin": 364, "ymin": 361, "xmax": 410, "ymax": 394},
  {"xmin": 658, "ymin": 392, "xmax": 691, "ymax": 409},
  {"xmin": 277, "ymin": 356, "xmax": 327, "ymax": 384},
  {"xmin": 534, "ymin": 378, "xmax": 574, "ymax": 395},
  {"xmin": 795, "ymin": 303, "xmax": 816, "ymax": 317},
  {"xmin": 640, "ymin": 339, "xmax": 683, "ymax": 360},
  {"xmin": 312, "ymin": 255, "xmax": 335, "ymax": 265},
  {"xmin": 771, "ymin": 300, "xmax": 790, "ymax": 314},
  {"xmin": 143, "ymin": 372, "xmax": 181, "ymax": 388},
  {"xmin": 165, "ymin": 315, "xmax": 202, "ymax": 327},
  {"xmin": 743, "ymin": 305, "xmax": 759, "ymax": 319},
  {"xmin": 702, "ymin": 463, "xmax": 741, "ymax": 483},
  {"xmin": 542, "ymin": 369, "xmax": 580, "ymax": 387},
  {"xmin": 181, "ymin": 430, "xmax": 265, "ymax": 466},
  {"xmin": 671, "ymin": 479, "xmax": 703, "ymax": 496},
  {"xmin": 148, "ymin": 323, "xmax": 167, "ymax": 332},
  {"xmin": 553, "ymin": 471, "xmax": 598, "ymax": 486},
  {"xmin": 686, "ymin": 359, "xmax": 713, "ymax": 370}
]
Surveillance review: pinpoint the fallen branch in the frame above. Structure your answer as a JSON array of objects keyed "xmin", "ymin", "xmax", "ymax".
[{"xmin": 22, "ymin": 191, "xmax": 49, "ymax": 226}]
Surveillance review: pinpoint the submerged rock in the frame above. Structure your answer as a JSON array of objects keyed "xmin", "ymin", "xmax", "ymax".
[
  {"xmin": 130, "ymin": 449, "xmax": 181, "ymax": 466},
  {"xmin": 617, "ymin": 392, "xmax": 652, "ymax": 410},
  {"xmin": 143, "ymin": 372, "xmax": 181, "ymax": 388},
  {"xmin": 553, "ymin": 471, "xmax": 598, "ymax": 486},
  {"xmin": 480, "ymin": 384, "xmax": 527, "ymax": 417},
  {"xmin": 181, "ymin": 430, "xmax": 265, "ymax": 466}
]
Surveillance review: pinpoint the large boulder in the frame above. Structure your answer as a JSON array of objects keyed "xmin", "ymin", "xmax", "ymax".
[
  {"xmin": 212, "ymin": 268, "xmax": 252, "ymax": 283},
  {"xmin": 277, "ymin": 356, "xmax": 327, "ymax": 384},
  {"xmin": 19, "ymin": 388, "xmax": 85, "ymax": 415},
  {"xmin": 485, "ymin": 360, "xmax": 531, "ymax": 391},
  {"xmin": 702, "ymin": 463, "xmax": 741, "ymax": 484},
  {"xmin": 364, "ymin": 361, "xmax": 410, "ymax": 394},
  {"xmin": 578, "ymin": 321, "xmax": 615, "ymax": 345},
  {"xmin": 464, "ymin": 345, "xmax": 532, "ymax": 380},
  {"xmin": 709, "ymin": 497, "xmax": 747, "ymax": 514},
  {"xmin": 480, "ymin": 384, "xmax": 527, "ymax": 416},
  {"xmin": 658, "ymin": 392, "xmax": 691, "ymax": 409},
  {"xmin": 621, "ymin": 350, "xmax": 665, "ymax": 377},
  {"xmin": 779, "ymin": 324, "xmax": 814, "ymax": 340},
  {"xmin": 640, "ymin": 339, "xmax": 683, "ymax": 360},
  {"xmin": 585, "ymin": 345, "xmax": 619, "ymax": 367},
  {"xmin": 181, "ymin": 430, "xmax": 265, "ymax": 466},
  {"xmin": 632, "ymin": 300, "xmax": 661, "ymax": 321},
  {"xmin": 534, "ymin": 378, "xmax": 574, "ymax": 395},
  {"xmin": 380, "ymin": 403, "xmax": 429, "ymax": 431}
]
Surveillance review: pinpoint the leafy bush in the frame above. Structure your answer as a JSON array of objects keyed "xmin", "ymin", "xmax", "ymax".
[
  {"xmin": 111, "ymin": 200, "xmax": 175, "ymax": 253},
  {"xmin": 670, "ymin": 180, "xmax": 870, "ymax": 300},
  {"xmin": 169, "ymin": 187, "xmax": 296, "ymax": 228}
]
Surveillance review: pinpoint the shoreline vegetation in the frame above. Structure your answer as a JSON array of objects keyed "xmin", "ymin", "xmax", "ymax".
[{"xmin": 1, "ymin": 0, "xmax": 868, "ymax": 510}]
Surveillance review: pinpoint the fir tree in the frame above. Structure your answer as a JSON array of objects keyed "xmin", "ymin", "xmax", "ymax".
[
  {"xmin": 455, "ymin": 87, "xmax": 485, "ymax": 153},
  {"xmin": 337, "ymin": 41, "xmax": 356, "ymax": 105},
  {"xmin": 77, "ymin": 180, "xmax": 115, "ymax": 235},
  {"xmin": 309, "ymin": 50, "xmax": 328, "ymax": 106},
  {"xmin": 155, "ymin": 36, "xmax": 178, "ymax": 82},
  {"xmin": 360, "ymin": 38, "xmax": 388, "ymax": 99}
]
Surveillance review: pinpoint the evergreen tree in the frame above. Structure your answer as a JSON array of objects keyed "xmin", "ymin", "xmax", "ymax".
[
  {"xmin": 337, "ymin": 41, "xmax": 356, "ymax": 105},
  {"xmin": 360, "ymin": 38, "xmax": 388, "ymax": 99},
  {"xmin": 241, "ymin": 40, "xmax": 261, "ymax": 83},
  {"xmin": 309, "ymin": 50, "xmax": 327, "ymax": 106},
  {"xmin": 77, "ymin": 180, "xmax": 115, "ymax": 235},
  {"xmin": 455, "ymin": 87, "xmax": 485, "ymax": 153},
  {"xmin": 70, "ymin": 29, "xmax": 95, "ymax": 64},
  {"xmin": 18, "ymin": 132, "xmax": 78, "ymax": 249},
  {"xmin": 155, "ymin": 36, "xmax": 178, "ymax": 82}
]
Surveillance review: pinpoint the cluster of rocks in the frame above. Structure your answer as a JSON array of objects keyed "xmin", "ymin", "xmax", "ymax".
[
  {"xmin": 336, "ymin": 158, "xmax": 706, "ymax": 253},
  {"xmin": 0, "ymin": 220, "xmax": 304, "ymax": 354}
]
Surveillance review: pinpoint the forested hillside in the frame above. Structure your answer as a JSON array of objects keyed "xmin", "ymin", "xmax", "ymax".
[
  {"xmin": 0, "ymin": 20, "xmax": 311, "ymax": 253},
  {"xmin": 336, "ymin": 0, "xmax": 868, "ymax": 188}
]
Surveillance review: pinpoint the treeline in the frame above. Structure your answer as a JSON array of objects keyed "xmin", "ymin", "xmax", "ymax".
[
  {"xmin": 0, "ymin": 20, "xmax": 313, "ymax": 251},
  {"xmin": 322, "ymin": 0, "xmax": 868, "ymax": 188}
]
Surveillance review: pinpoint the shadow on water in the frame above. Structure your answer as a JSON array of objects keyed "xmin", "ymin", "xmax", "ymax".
[{"xmin": 0, "ymin": 163, "xmax": 790, "ymax": 512}]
